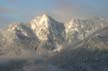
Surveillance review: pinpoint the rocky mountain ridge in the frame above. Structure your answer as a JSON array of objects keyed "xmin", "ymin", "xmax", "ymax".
[{"xmin": 0, "ymin": 14, "xmax": 108, "ymax": 56}]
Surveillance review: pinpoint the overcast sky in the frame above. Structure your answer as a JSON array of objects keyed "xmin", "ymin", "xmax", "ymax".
[{"xmin": 0, "ymin": 0, "xmax": 108, "ymax": 28}]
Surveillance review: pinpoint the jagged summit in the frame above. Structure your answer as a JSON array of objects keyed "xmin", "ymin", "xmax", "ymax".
[
  {"xmin": 41, "ymin": 14, "xmax": 49, "ymax": 19},
  {"xmin": 29, "ymin": 14, "xmax": 51, "ymax": 40},
  {"xmin": 29, "ymin": 14, "xmax": 64, "ymax": 42},
  {"xmin": 30, "ymin": 14, "xmax": 51, "ymax": 30}
]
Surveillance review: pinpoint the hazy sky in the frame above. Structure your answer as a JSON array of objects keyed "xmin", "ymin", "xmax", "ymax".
[{"xmin": 0, "ymin": 0, "xmax": 108, "ymax": 27}]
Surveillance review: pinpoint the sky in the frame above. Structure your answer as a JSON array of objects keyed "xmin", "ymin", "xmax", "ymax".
[{"xmin": 0, "ymin": 0, "xmax": 108, "ymax": 28}]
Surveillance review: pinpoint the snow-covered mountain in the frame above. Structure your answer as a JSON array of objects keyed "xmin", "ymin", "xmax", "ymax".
[
  {"xmin": 0, "ymin": 14, "xmax": 108, "ymax": 71},
  {"xmin": 0, "ymin": 14, "xmax": 108, "ymax": 56}
]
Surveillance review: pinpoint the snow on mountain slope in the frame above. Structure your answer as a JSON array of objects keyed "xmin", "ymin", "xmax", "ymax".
[
  {"xmin": 0, "ymin": 23, "xmax": 39, "ymax": 56},
  {"xmin": 65, "ymin": 17, "xmax": 108, "ymax": 43}
]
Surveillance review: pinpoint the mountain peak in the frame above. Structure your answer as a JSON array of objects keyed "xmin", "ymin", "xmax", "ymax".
[
  {"xmin": 29, "ymin": 14, "xmax": 64, "ymax": 42},
  {"xmin": 39, "ymin": 14, "xmax": 50, "ymax": 28},
  {"xmin": 41, "ymin": 13, "xmax": 49, "ymax": 19},
  {"xmin": 29, "ymin": 14, "xmax": 51, "ymax": 41}
]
